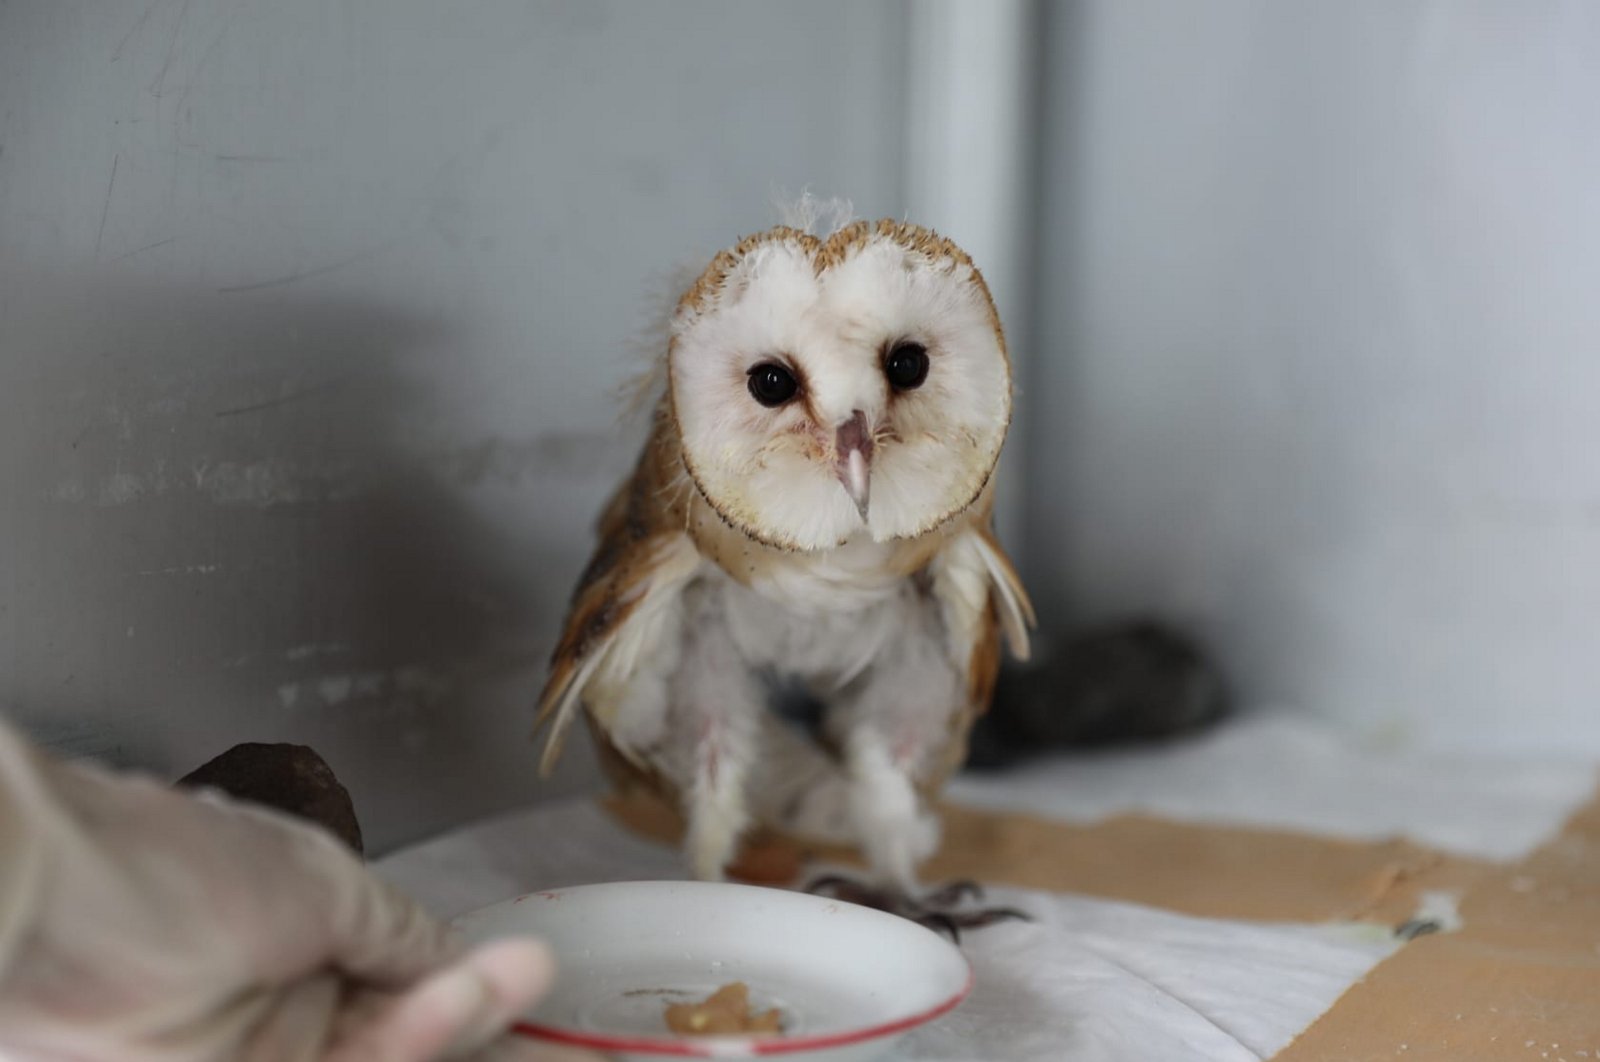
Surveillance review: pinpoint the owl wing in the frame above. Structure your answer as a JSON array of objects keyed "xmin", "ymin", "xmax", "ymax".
[
  {"xmin": 537, "ymin": 438, "xmax": 700, "ymax": 780},
  {"xmin": 929, "ymin": 523, "xmax": 1035, "ymax": 707},
  {"xmin": 534, "ymin": 523, "xmax": 702, "ymax": 778}
]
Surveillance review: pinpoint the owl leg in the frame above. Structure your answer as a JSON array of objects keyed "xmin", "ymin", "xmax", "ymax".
[
  {"xmin": 672, "ymin": 608, "xmax": 763, "ymax": 882},
  {"xmin": 834, "ymin": 605, "xmax": 960, "ymax": 897},
  {"xmin": 845, "ymin": 730, "xmax": 938, "ymax": 895},
  {"xmin": 807, "ymin": 617, "xmax": 1030, "ymax": 936},
  {"xmin": 816, "ymin": 731, "xmax": 1023, "ymax": 938},
  {"xmin": 684, "ymin": 709, "xmax": 755, "ymax": 881}
]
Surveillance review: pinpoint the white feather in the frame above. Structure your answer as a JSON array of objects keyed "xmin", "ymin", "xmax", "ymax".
[
  {"xmin": 930, "ymin": 527, "xmax": 1035, "ymax": 683},
  {"xmin": 538, "ymin": 535, "xmax": 701, "ymax": 776},
  {"xmin": 773, "ymin": 187, "xmax": 855, "ymax": 236},
  {"xmin": 537, "ymin": 649, "xmax": 604, "ymax": 777},
  {"xmin": 970, "ymin": 531, "xmax": 1035, "ymax": 660}
]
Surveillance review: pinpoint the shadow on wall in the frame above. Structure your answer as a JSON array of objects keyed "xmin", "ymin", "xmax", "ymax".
[{"xmin": 0, "ymin": 260, "xmax": 600, "ymax": 853}]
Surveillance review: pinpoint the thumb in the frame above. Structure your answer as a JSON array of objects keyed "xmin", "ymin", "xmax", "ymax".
[
  {"xmin": 330, "ymin": 873, "xmax": 459, "ymax": 985},
  {"xmin": 326, "ymin": 938, "xmax": 555, "ymax": 1062},
  {"xmin": 283, "ymin": 821, "xmax": 457, "ymax": 984}
]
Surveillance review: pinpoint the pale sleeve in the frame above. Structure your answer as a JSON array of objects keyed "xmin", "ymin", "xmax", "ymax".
[{"xmin": 0, "ymin": 719, "xmax": 64, "ymax": 980}]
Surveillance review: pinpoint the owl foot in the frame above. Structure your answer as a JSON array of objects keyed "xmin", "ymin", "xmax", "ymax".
[{"xmin": 803, "ymin": 875, "xmax": 1030, "ymax": 942}]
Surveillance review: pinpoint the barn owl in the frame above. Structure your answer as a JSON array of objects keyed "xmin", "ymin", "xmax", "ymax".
[{"xmin": 535, "ymin": 211, "xmax": 1034, "ymax": 928}]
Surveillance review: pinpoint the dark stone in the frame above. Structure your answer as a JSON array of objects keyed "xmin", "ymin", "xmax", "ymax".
[
  {"xmin": 966, "ymin": 619, "xmax": 1231, "ymax": 771},
  {"xmin": 178, "ymin": 743, "xmax": 364, "ymax": 855}
]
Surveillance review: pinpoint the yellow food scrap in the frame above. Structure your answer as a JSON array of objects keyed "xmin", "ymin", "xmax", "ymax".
[{"xmin": 663, "ymin": 982, "xmax": 783, "ymax": 1037}]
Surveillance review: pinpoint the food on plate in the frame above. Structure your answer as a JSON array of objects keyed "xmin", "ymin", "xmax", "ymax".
[{"xmin": 663, "ymin": 981, "xmax": 783, "ymax": 1036}]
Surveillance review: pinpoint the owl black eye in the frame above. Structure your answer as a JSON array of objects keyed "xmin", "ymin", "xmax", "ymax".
[
  {"xmin": 746, "ymin": 362, "xmax": 799, "ymax": 407},
  {"xmin": 884, "ymin": 341, "xmax": 930, "ymax": 391}
]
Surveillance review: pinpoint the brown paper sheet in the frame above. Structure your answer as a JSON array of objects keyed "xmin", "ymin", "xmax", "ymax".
[
  {"xmin": 1272, "ymin": 785, "xmax": 1600, "ymax": 1060},
  {"xmin": 603, "ymin": 792, "xmax": 1490, "ymax": 926}
]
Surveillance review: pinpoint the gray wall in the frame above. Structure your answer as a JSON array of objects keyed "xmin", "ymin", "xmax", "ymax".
[
  {"xmin": 0, "ymin": 0, "xmax": 908, "ymax": 852},
  {"xmin": 10, "ymin": 0, "xmax": 1600, "ymax": 854},
  {"xmin": 1029, "ymin": 0, "xmax": 1600, "ymax": 755}
]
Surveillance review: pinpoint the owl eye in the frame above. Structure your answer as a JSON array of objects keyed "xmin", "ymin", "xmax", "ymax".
[
  {"xmin": 746, "ymin": 362, "xmax": 799, "ymax": 407},
  {"xmin": 884, "ymin": 341, "xmax": 930, "ymax": 391}
]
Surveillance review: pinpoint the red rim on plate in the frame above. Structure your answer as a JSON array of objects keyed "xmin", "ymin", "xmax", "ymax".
[{"xmin": 510, "ymin": 965, "xmax": 973, "ymax": 1057}]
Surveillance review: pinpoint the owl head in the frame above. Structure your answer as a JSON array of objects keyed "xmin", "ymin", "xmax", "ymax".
[{"xmin": 667, "ymin": 219, "xmax": 1012, "ymax": 552}]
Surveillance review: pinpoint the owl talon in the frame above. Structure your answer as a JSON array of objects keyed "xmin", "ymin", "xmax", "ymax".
[
  {"xmin": 953, "ymin": 905, "xmax": 1031, "ymax": 929},
  {"xmin": 802, "ymin": 874, "xmax": 882, "ymax": 907},
  {"xmin": 922, "ymin": 879, "xmax": 985, "ymax": 907},
  {"xmin": 919, "ymin": 911, "xmax": 963, "ymax": 942},
  {"xmin": 801, "ymin": 875, "xmax": 1030, "ymax": 938}
]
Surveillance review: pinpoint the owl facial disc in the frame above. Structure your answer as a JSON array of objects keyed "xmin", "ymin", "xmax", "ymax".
[{"xmin": 669, "ymin": 219, "xmax": 1012, "ymax": 551}]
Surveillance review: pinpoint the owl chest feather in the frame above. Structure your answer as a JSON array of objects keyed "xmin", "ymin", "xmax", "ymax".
[
  {"xmin": 740, "ymin": 534, "xmax": 910, "ymax": 611},
  {"xmin": 706, "ymin": 538, "xmax": 924, "ymax": 686}
]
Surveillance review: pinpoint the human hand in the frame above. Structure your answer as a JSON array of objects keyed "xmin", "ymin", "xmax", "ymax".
[{"xmin": 0, "ymin": 723, "xmax": 598, "ymax": 1061}]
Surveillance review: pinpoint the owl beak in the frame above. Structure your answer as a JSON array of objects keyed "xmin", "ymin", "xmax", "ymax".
[{"xmin": 835, "ymin": 410, "xmax": 873, "ymax": 522}]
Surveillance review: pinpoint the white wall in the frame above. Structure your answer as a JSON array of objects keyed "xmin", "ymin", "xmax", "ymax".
[
  {"xmin": 0, "ymin": 0, "xmax": 908, "ymax": 851},
  {"xmin": 14, "ymin": 0, "xmax": 1593, "ymax": 849},
  {"xmin": 1029, "ymin": 0, "xmax": 1600, "ymax": 754}
]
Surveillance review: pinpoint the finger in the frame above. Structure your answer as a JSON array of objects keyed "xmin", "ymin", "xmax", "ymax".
[
  {"xmin": 331, "ymin": 873, "xmax": 458, "ymax": 985},
  {"xmin": 466, "ymin": 1039, "xmax": 607, "ymax": 1062},
  {"xmin": 197, "ymin": 790, "xmax": 460, "ymax": 986},
  {"xmin": 326, "ymin": 938, "xmax": 554, "ymax": 1062},
  {"xmin": 289, "ymin": 824, "xmax": 459, "ymax": 985},
  {"xmin": 235, "ymin": 976, "xmax": 341, "ymax": 1062}
]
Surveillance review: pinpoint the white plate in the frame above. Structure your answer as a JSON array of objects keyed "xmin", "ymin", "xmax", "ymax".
[{"xmin": 453, "ymin": 881, "xmax": 972, "ymax": 1062}]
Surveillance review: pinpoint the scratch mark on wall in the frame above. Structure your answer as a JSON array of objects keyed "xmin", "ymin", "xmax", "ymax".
[
  {"xmin": 353, "ymin": 672, "xmax": 387, "ymax": 698},
  {"xmin": 194, "ymin": 458, "xmax": 359, "ymax": 505},
  {"xmin": 110, "ymin": 236, "xmax": 176, "ymax": 263},
  {"xmin": 264, "ymin": 668, "xmax": 457, "ymax": 711},
  {"xmin": 214, "ymin": 153, "xmax": 288, "ymax": 163},
  {"xmin": 318, "ymin": 675, "xmax": 354, "ymax": 704},
  {"xmin": 112, "ymin": 0, "xmax": 161, "ymax": 62},
  {"xmin": 306, "ymin": 667, "xmax": 449, "ymax": 707},
  {"xmin": 215, "ymin": 248, "xmax": 380, "ymax": 294},
  {"xmin": 393, "ymin": 666, "xmax": 446, "ymax": 697},
  {"xmin": 109, "ymin": 400, "xmax": 136, "ymax": 441},
  {"xmin": 98, "ymin": 471, "xmax": 143, "ymax": 506},
  {"xmin": 51, "ymin": 432, "xmax": 620, "ymax": 508},
  {"xmin": 94, "ymin": 154, "xmax": 120, "ymax": 258},
  {"xmin": 213, "ymin": 377, "xmax": 350, "ymax": 418},
  {"xmin": 428, "ymin": 430, "xmax": 622, "ymax": 484},
  {"xmin": 286, "ymin": 643, "xmax": 350, "ymax": 662},
  {"xmin": 134, "ymin": 563, "xmax": 221, "ymax": 576},
  {"xmin": 55, "ymin": 457, "xmax": 361, "ymax": 508},
  {"xmin": 173, "ymin": 0, "xmax": 245, "ymax": 113},
  {"xmin": 148, "ymin": 0, "xmax": 194, "ymax": 97}
]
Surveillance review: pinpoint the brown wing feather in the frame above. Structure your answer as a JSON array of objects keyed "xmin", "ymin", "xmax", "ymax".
[
  {"xmin": 966, "ymin": 595, "xmax": 1006, "ymax": 710},
  {"xmin": 534, "ymin": 405, "xmax": 698, "ymax": 774},
  {"xmin": 922, "ymin": 520, "xmax": 1035, "ymax": 792}
]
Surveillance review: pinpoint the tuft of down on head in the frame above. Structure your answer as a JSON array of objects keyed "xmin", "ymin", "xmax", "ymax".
[
  {"xmin": 773, "ymin": 189, "xmax": 855, "ymax": 237},
  {"xmin": 668, "ymin": 220, "xmax": 1012, "ymax": 552}
]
